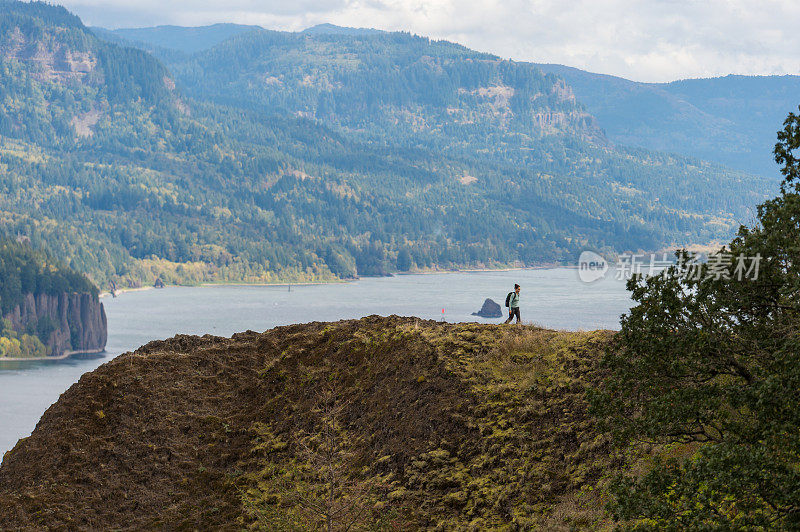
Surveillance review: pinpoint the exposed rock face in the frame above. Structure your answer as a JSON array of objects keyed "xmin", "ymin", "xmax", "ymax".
[
  {"xmin": 1, "ymin": 28, "xmax": 98, "ymax": 84},
  {"xmin": 4, "ymin": 293, "xmax": 107, "ymax": 356},
  {"xmin": 472, "ymin": 298, "xmax": 503, "ymax": 318}
]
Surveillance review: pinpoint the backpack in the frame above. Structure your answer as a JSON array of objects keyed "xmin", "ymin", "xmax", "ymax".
[{"xmin": 505, "ymin": 292, "xmax": 513, "ymax": 307}]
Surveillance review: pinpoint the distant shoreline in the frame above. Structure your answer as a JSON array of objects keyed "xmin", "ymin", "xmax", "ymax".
[
  {"xmin": 201, "ymin": 267, "xmax": 559, "ymax": 285},
  {"xmin": 0, "ymin": 347, "xmax": 105, "ymax": 363},
  {"xmin": 199, "ymin": 280, "xmax": 347, "ymax": 288},
  {"xmin": 396, "ymin": 264, "xmax": 564, "ymax": 275},
  {"xmin": 99, "ymin": 286, "xmax": 154, "ymax": 299},
  {"xmin": 97, "ymin": 265, "xmax": 571, "ymax": 299}
]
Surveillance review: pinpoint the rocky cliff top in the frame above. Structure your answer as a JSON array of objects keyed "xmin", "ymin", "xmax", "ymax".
[{"xmin": 0, "ymin": 316, "xmax": 615, "ymax": 529}]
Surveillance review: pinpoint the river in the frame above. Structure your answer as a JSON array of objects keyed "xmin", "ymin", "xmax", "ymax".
[{"xmin": 0, "ymin": 268, "xmax": 632, "ymax": 461}]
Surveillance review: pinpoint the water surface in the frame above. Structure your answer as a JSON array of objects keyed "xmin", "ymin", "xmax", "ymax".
[{"xmin": 0, "ymin": 268, "xmax": 631, "ymax": 461}]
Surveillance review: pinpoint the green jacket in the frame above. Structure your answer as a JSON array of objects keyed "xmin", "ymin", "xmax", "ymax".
[{"xmin": 509, "ymin": 292, "xmax": 520, "ymax": 308}]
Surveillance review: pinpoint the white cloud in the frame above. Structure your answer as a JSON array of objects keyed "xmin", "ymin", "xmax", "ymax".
[{"xmin": 59, "ymin": 0, "xmax": 800, "ymax": 82}]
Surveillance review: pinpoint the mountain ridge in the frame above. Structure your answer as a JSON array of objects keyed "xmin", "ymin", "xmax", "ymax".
[
  {"xmin": 92, "ymin": 22, "xmax": 262, "ymax": 54},
  {"xmin": 101, "ymin": 22, "xmax": 796, "ymax": 177},
  {"xmin": 301, "ymin": 23, "xmax": 384, "ymax": 36},
  {"xmin": 535, "ymin": 63, "xmax": 800, "ymax": 177},
  {"xmin": 0, "ymin": 1, "xmax": 775, "ymax": 288}
]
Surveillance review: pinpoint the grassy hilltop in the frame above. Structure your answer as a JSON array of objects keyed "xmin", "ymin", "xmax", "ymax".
[{"xmin": 0, "ymin": 316, "xmax": 624, "ymax": 530}]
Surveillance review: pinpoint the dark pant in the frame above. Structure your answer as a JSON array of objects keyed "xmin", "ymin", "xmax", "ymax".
[{"xmin": 505, "ymin": 307, "xmax": 520, "ymax": 324}]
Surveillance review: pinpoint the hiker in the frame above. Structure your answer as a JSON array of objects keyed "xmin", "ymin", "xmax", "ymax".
[{"xmin": 504, "ymin": 284, "xmax": 521, "ymax": 324}]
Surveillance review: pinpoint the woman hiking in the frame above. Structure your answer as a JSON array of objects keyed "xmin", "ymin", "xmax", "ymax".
[{"xmin": 504, "ymin": 284, "xmax": 521, "ymax": 324}]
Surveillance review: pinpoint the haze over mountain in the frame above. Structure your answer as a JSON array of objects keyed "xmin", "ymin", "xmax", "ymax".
[
  {"xmin": 535, "ymin": 64, "xmax": 800, "ymax": 177},
  {"xmin": 90, "ymin": 23, "xmax": 260, "ymax": 55},
  {"xmin": 301, "ymin": 23, "xmax": 384, "ymax": 36},
  {"xmin": 0, "ymin": 2, "xmax": 773, "ymax": 288},
  {"xmin": 101, "ymin": 22, "xmax": 798, "ymax": 179}
]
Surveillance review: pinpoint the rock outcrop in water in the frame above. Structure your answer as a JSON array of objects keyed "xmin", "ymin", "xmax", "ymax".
[
  {"xmin": 0, "ymin": 316, "xmax": 616, "ymax": 529},
  {"xmin": 471, "ymin": 298, "xmax": 503, "ymax": 318},
  {"xmin": 4, "ymin": 293, "xmax": 107, "ymax": 357}
]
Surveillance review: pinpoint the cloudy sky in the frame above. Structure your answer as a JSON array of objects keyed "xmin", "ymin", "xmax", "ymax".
[{"xmin": 58, "ymin": 0, "xmax": 800, "ymax": 82}]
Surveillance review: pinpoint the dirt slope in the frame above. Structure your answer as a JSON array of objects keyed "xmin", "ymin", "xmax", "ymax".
[{"xmin": 0, "ymin": 316, "xmax": 617, "ymax": 530}]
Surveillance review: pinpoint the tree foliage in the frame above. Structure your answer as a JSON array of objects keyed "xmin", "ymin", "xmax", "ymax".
[
  {"xmin": 0, "ymin": 238, "xmax": 96, "ymax": 357},
  {"xmin": 592, "ymin": 109, "xmax": 800, "ymax": 529},
  {"xmin": 0, "ymin": 238, "xmax": 97, "ymax": 315}
]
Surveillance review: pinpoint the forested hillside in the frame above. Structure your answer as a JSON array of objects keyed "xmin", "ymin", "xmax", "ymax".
[
  {"xmin": 0, "ymin": 238, "xmax": 94, "ymax": 310},
  {"xmin": 0, "ymin": 2, "xmax": 774, "ymax": 287},
  {"xmin": 0, "ymin": 238, "xmax": 102, "ymax": 358},
  {"xmin": 106, "ymin": 23, "xmax": 795, "ymax": 179},
  {"xmin": 536, "ymin": 64, "xmax": 800, "ymax": 177}
]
